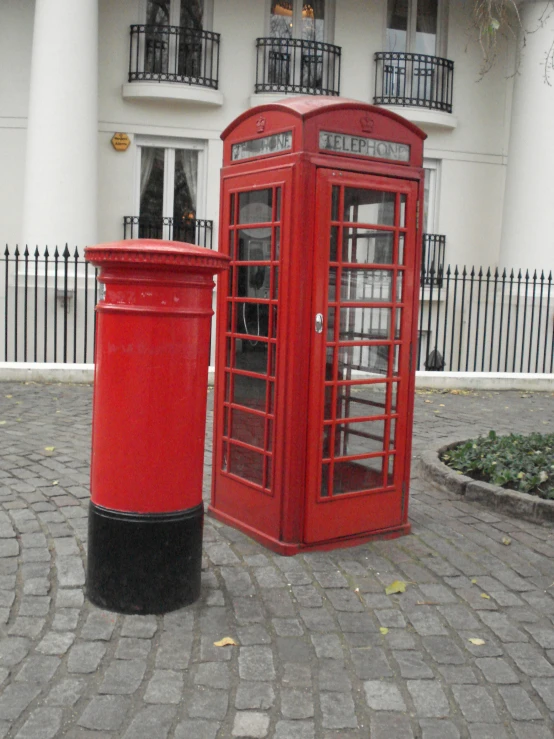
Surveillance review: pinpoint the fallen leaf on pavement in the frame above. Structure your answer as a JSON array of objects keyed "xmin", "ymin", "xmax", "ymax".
[
  {"xmin": 468, "ymin": 638, "xmax": 485, "ymax": 646},
  {"xmin": 480, "ymin": 593, "xmax": 491, "ymax": 600},
  {"xmin": 502, "ymin": 537, "xmax": 511, "ymax": 545},
  {"xmin": 379, "ymin": 627, "xmax": 389, "ymax": 635},
  {"xmin": 213, "ymin": 637, "xmax": 238, "ymax": 647},
  {"xmin": 385, "ymin": 580, "xmax": 407, "ymax": 595}
]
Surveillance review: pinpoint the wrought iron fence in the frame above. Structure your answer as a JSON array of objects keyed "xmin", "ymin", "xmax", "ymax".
[
  {"xmin": 123, "ymin": 217, "xmax": 213, "ymax": 249},
  {"xmin": 421, "ymin": 234, "xmax": 445, "ymax": 286},
  {"xmin": 418, "ymin": 266, "xmax": 554, "ymax": 373},
  {"xmin": 128, "ymin": 25, "xmax": 220, "ymax": 88},
  {"xmin": 255, "ymin": 37, "xmax": 341, "ymax": 96},
  {"xmin": 1, "ymin": 247, "xmax": 553, "ymax": 375},
  {"xmin": 374, "ymin": 52, "xmax": 454, "ymax": 113},
  {"xmin": 2, "ymin": 246, "xmax": 98, "ymax": 364}
]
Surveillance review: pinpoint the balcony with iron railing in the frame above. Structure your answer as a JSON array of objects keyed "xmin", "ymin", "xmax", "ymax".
[
  {"xmin": 123, "ymin": 25, "xmax": 222, "ymax": 105},
  {"xmin": 123, "ymin": 217, "xmax": 214, "ymax": 249},
  {"xmin": 255, "ymin": 37, "xmax": 341, "ymax": 97},
  {"xmin": 374, "ymin": 52, "xmax": 454, "ymax": 125}
]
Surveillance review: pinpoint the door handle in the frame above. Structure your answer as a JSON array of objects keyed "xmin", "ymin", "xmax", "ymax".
[{"xmin": 315, "ymin": 313, "xmax": 323, "ymax": 333}]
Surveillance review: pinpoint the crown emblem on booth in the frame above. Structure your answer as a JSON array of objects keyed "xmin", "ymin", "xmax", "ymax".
[
  {"xmin": 360, "ymin": 115, "xmax": 374, "ymax": 133},
  {"xmin": 256, "ymin": 116, "xmax": 267, "ymax": 133}
]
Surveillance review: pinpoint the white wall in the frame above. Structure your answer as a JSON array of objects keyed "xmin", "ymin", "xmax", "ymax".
[{"xmin": 0, "ymin": 0, "xmax": 526, "ymax": 272}]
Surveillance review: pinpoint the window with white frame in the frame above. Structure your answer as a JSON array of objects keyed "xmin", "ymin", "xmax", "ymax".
[
  {"xmin": 137, "ymin": 140, "xmax": 205, "ymax": 241},
  {"xmin": 423, "ymin": 159, "xmax": 440, "ymax": 233},
  {"xmin": 269, "ymin": 1, "xmax": 328, "ymax": 42},
  {"xmin": 386, "ymin": 0, "xmax": 441, "ymax": 56}
]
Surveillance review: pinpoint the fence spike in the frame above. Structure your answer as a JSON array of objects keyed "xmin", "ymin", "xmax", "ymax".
[
  {"xmin": 485, "ymin": 267, "xmax": 491, "ymax": 278},
  {"xmin": 549, "ymin": 272, "xmax": 553, "ymax": 283},
  {"xmin": 73, "ymin": 247, "xmax": 80, "ymax": 259},
  {"xmin": 34, "ymin": 247, "xmax": 40, "ymax": 258},
  {"xmin": 470, "ymin": 266, "xmax": 475, "ymax": 277},
  {"xmin": 517, "ymin": 268, "xmax": 522, "ymax": 279},
  {"xmin": 63, "ymin": 245, "xmax": 70, "ymax": 259},
  {"xmin": 540, "ymin": 270, "xmax": 545, "ymax": 280},
  {"xmin": 453, "ymin": 265, "xmax": 459, "ymax": 277},
  {"xmin": 23, "ymin": 246, "xmax": 29, "ymax": 258},
  {"xmin": 44, "ymin": 246, "xmax": 49, "ymax": 258},
  {"xmin": 509, "ymin": 268, "xmax": 514, "ymax": 279},
  {"xmin": 4, "ymin": 245, "xmax": 9, "ymax": 257},
  {"xmin": 54, "ymin": 247, "xmax": 60, "ymax": 259},
  {"xmin": 462, "ymin": 266, "xmax": 467, "ymax": 277},
  {"xmin": 478, "ymin": 266, "xmax": 483, "ymax": 277},
  {"xmin": 14, "ymin": 246, "xmax": 20, "ymax": 258}
]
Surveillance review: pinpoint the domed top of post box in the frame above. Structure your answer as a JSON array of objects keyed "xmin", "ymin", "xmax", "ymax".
[{"xmin": 85, "ymin": 239, "xmax": 229, "ymax": 273}]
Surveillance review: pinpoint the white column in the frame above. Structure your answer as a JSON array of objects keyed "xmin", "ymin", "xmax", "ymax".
[
  {"xmin": 22, "ymin": 0, "xmax": 98, "ymax": 249},
  {"xmin": 500, "ymin": 0, "xmax": 554, "ymax": 273}
]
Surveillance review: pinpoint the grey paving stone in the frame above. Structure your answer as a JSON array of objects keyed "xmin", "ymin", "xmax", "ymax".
[
  {"xmin": 272, "ymin": 618, "xmax": 304, "ymax": 636},
  {"xmin": 114, "ymin": 636, "xmax": 151, "ymax": 660},
  {"xmin": 144, "ymin": 669, "xmax": 184, "ymax": 704},
  {"xmin": 22, "ymin": 578, "xmax": 49, "ymax": 596},
  {"xmin": 120, "ymin": 615, "xmax": 158, "ymax": 638},
  {"xmin": 232, "ymin": 712, "xmax": 270, "ymax": 738},
  {"xmin": 194, "ymin": 662, "xmax": 231, "ymax": 689},
  {"xmin": 36, "ymin": 631, "xmax": 74, "ymax": 655},
  {"xmin": 122, "ymin": 705, "xmax": 177, "ymax": 739},
  {"xmin": 498, "ymin": 685, "xmax": 543, "ymax": 719},
  {"xmin": 98, "ymin": 658, "xmax": 146, "ymax": 694},
  {"xmin": 282, "ymin": 663, "xmax": 312, "ymax": 688},
  {"xmin": 77, "ymin": 695, "xmax": 130, "ymax": 731},
  {"xmin": 406, "ymin": 609, "xmax": 449, "ymax": 636},
  {"xmin": 394, "ymin": 650, "xmax": 434, "ymax": 679},
  {"xmin": 476, "ymin": 657, "xmax": 520, "ymax": 684},
  {"xmin": 14, "ymin": 707, "xmax": 62, "ymax": 739},
  {"xmin": 276, "ymin": 636, "xmax": 312, "ymax": 663},
  {"xmin": 281, "ymin": 689, "xmax": 314, "ymax": 719},
  {"xmin": 156, "ymin": 631, "xmax": 193, "ymax": 669},
  {"xmin": 419, "ymin": 718, "xmax": 460, "ymax": 739},
  {"xmin": 351, "ymin": 646, "xmax": 393, "ymax": 679},
  {"xmin": 311, "ymin": 633, "xmax": 343, "ymax": 660},
  {"xmin": 513, "ymin": 725, "xmax": 554, "ymax": 739},
  {"xmin": 319, "ymin": 691, "xmax": 358, "ymax": 729},
  {"xmin": 0, "ymin": 539, "xmax": 19, "ymax": 557},
  {"xmin": 369, "ymin": 713, "xmax": 414, "ymax": 739},
  {"xmin": 173, "ymin": 720, "xmax": 220, "ymax": 739},
  {"xmin": 0, "ymin": 637, "xmax": 30, "ymax": 667},
  {"xmin": 317, "ymin": 660, "xmax": 352, "ymax": 691},
  {"xmin": 273, "ymin": 721, "xmax": 315, "ymax": 739},
  {"xmin": 8, "ymin": 618, "xmax": 45, "ymax": 638},
  {"xmin": 80, "ymin": 610, "xmax": 118, "ymax": 640},
  {"xmin": 451, "ymin": 685, "xmax": 500, "ymax": 722},
  {"xmin": 531, "ymin": 678, "xmax": 554, "ymax": 710},
  {"xmin": 67, "ymin": 641, "xmax": 107, "ymax": 673},
  {"xmin": 238, "ymin": 646, "xmax": 276, "ymax": 681},
  {"xmin": 198, "ymin": 634, "xmax": 235, "ymax": 661},
  {"xmin": 0, "ymin": 683, "xmax": 41, "ymax": 720},
  {"xmin": 45, "ymin": 678, "xmax": 85, "ymax": 706},
  {"xmin": 15, "ymin": 655, "xmax": 60, "ymax": 684},
  {"xmin": 51, "ymin": 608, "xmax": 80, "ymax": 631},
  {"xmin": 407, "ymin": 679, "xmax": 450, "ymax": 717},
  {"xmin": 505, "ymin": 643, "xmax": 554, "ymax": 677},
  {"xmin": 56, "ymin": 557, "xmax": 85, "ymax": 587},
  {"xmin": 364, "ymin": 680, "xmax": 406, "ymax": 711},
  {"xmin": 235, "ymin": 682, "xmax": 275, "ymax": 710},
  {"xmin": 479, "ymin": 612, "xmax": 529, "ymax": 642},
  {"xmin": 187, "ymin": 687, "xmax": 229, "ymax": 720},
  {"xmin": 468, "ymin": 724, "xmax": 509, "ymax": 739},
  {"xmin": 375, "ymin": 608, "xmax": 407, "ymax": 628},
  {"xmin": 55, "ymin": 589, "xmax": 84, "ymax": 608}
]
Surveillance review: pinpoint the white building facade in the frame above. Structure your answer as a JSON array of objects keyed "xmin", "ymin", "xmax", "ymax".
[{"xmin": 2, "ymin": 0, "xmax": 553, "ymax": 273}]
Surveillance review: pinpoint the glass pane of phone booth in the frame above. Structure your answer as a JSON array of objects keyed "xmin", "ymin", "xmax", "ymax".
[
  {"xmin": 322, "ymin": 185, "xmax": 407, "ymax": 498},
  {"xmin": 220, "ymin": 187, "xmax": 281, "ymax": 492}
]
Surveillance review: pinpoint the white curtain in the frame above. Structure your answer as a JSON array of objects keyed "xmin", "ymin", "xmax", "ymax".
[
  {"xmin": 179, "ymin": 148, "xmax": 198, "ymax": 210},
  {"xmin": 140, "ymin": 147, "xmax": 157, "ymax": 199}
]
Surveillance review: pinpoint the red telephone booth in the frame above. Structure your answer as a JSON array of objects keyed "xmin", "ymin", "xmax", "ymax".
[{"xmin": 210, "ymin": 97, "xmax": 426, "ymax": 554}]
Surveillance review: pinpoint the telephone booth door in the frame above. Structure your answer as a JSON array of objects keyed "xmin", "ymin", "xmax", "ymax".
[{"xmin": 304, "ymin": 169, "xmax": 418, "ymax": 544}]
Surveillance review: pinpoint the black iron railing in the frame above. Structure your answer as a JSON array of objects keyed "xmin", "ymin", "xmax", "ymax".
[
  {"xmin": 255, "ymin": 37, "xmax": 341, "ymax": 95},
  {"xmin": 421, "ymin": 234, "xmax": 446, "ymax": 286},
  {"xmin": 374, "ymin": 52, "xmax": 454, "ymax": 113},
  {"xmin": 123, "ymin": 217, "xmax": 214, "ymax": 249},
  {"xmin": 2, "ymin": 246, "xmax": 98, "ymax": 364},
  {"xmin": 129, "ymin": 25, "xmax": 220, "ymax": 88},
  {"xmin": 418, "ymin": 266, "xmax": 554, "ymax": 373}
]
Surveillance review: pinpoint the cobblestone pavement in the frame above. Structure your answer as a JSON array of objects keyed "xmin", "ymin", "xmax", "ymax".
[{"xmin": 0, "ymin": 382, "xmax": 553, "ymax": 738}]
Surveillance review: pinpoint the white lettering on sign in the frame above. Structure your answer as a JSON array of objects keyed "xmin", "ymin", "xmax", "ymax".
[
  {"xmin": 232, "ymin": 131, "xmax": 293, "ymax": 161},
  {"xmin": 319, "ymin": 131, "xmax": 410, "ymax": 162}
]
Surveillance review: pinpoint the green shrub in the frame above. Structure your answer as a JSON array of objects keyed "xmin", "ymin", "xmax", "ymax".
[{"xmin": 441, "ymin": 431, "xmax": 554, "ymax": 500}]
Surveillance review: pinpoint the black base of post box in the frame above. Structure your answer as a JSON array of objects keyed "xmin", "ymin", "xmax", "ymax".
[{"xmin": 86, "ymin": 502, "xmax": 203, "ymax": 614}]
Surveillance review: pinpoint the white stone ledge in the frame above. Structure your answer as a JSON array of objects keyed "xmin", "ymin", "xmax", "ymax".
[
  {"xmin": 416, "ymin": 371, "xmax": 554, "ymax": 391},
  {"xmin": 122, "ymin": 82, "xmax": 224, "ymax": 107},
  {"xmin": 381, "ymin": 106, "xmax": 458, "ymax": 131}
]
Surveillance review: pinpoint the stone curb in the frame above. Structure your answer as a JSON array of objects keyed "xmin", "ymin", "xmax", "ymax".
[{"xmin": 420, "ymin": 444, "xmax": 554, "ymax": 525}]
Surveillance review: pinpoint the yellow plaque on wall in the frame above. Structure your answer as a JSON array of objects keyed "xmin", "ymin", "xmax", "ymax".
[{"xmin": 111, "ymin": 133, "xmax": 131, "ymax": 152}]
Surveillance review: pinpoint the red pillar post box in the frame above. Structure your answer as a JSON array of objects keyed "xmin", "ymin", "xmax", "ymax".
[{"xmin": 85, "ymin": 240, "xmax": 228, "ymax": 614}]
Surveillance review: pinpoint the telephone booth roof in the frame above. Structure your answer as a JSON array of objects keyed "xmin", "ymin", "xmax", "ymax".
[{"xmin": 221, "ymin": 96, "xmax": 426, "ymax": 170}]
